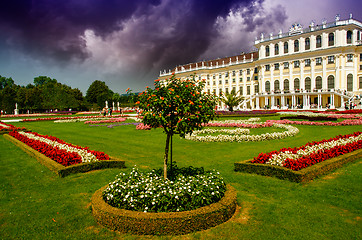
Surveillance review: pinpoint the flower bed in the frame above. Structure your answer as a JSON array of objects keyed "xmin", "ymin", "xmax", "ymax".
[
  {"xmin": 4, "ymin": 133, "xmax": 125, "ymax": 177},
  {"xmin": 9, "ymin": 130, "xmax": 109, "ymax": 166},
  {"xmin": 103, "ymin": 166, "xmax": 227, "ymax": 213},
  {"xmin": 267, "ymin": 119, "xmax": 362, "ymax": 126},
  {"xmin": 252, "ymin": 132, "xmax": 362, "ymax": 171},
  {"xmin": 234, "ymin": 132, "xmax": 362, "ymax": 182},
  {"xmin": 0, "ymin": 122, "xmax": 26, "ymax": 134},
  {"xmin": 92, "ymin": 182, "xmax": 236, "ymax": 235},
  {"xmin": 84, "ymin": 118, "xmax": 127, "ymax": 124},
  {"xmin": 185, "ymin": 123, "xmax": 299, "ymax": 142}
]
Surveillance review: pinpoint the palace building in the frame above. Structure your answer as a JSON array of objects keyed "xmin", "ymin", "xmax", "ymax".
[{"xmin": 159, "ymin": 15, "xmax": 362, "ymax": 110}]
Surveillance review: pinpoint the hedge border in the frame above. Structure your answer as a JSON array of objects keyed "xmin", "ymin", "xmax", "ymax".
[
  {"xmin": 234, "ymin": 148, "xmax": 362, "ymax": 183},
  {"xmin": 3, "ymin": 134, "xmax": 126, "ymax": 177},
  {"xmin": 91, "ymin": 184, "xmax": 237, "ymax": 235}
]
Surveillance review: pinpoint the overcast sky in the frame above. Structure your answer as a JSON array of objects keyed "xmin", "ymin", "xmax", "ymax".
[{"xmin": 0, "ymin": 0, "xmax": 361, "ymax": 94}]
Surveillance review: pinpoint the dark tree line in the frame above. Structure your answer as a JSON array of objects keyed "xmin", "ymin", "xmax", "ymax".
[{"xmin": 0, "ymin": 75, "xmax": 137, "ymax": 114}]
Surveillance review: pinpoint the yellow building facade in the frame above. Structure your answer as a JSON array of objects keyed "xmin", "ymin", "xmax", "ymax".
[{"xmin": 159, "ymin": 15, "xmax": 362, "ymax": 110}]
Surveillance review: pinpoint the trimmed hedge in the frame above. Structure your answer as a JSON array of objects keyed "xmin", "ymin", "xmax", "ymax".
[
  {"xmin": 3, "ymin": 134, "xmax": 126, "ymax": 177},
  {"xmin": 234, "ymin": 148, "xmax": 362, "ymax": 183},
  {"xmin": 280, "ymin": 115, "xmax": 337, "ymax": 121},
  {"xmin": 92, "ymin": 184, "xmax": 237, "ymax": 235}
]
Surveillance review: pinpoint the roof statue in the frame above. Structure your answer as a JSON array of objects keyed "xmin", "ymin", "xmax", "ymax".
[{"xmin": 289, "ymin": 22, "xmax": 303, "ymax": 35}]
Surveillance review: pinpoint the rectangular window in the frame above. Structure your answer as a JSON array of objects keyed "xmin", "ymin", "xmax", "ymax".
[
  {"xmin": 247, "ymin": 69, "xmax": 250, "ymax": 75},
  {"xmin": 232, "ymin": 70, "xmax": 236, "ymax": 77},
  {"xmin": 328, "ymin": 56, "xmax": 335, "ymax": 64},
  {"xmin": 360, "ymin": 65, "xmax": 362, "ymax": 71},
  {"xmin": 225, "ymin": 80, "xmax": 228, "ymax": 84},
  {"xmin": 213, "ymin": 81, "xmax": 215, "ymax": 85},
  {"xmin": 239, "ymin": 78, "xmax": 243, "ymax": 82},
  {"xmin": 284, "ymin": 62, "xmax": 289, "ymax": 68},
  {"xmin": 254, "ymin": 67, "xmax": 258, "ymax": 74},
  {"xmin": 239, "ymin": 69, "xmax": 243, "ymax": 75},
  {"xmin": 347, "ymin": 54, "xmax": 353, "ymax": 62},
  {"xmin": 305, "ymin": 59, "xmax": 311, "ymax": 66},
  {"xmin": 265, "ymin": 64, "xmax": 270, "ymax": 71},
  {"xmin": 239, "ymin": 86, "xmax": 243, "ymax": 95},
  {"xmin": 213, "ymin": 75, "xmax": 216, "ymax": 79},
  {"xmin": 232, "ymin": 78, "xmax": 236, "ymax": 83},
  {"xmin": 219, "ymin": 80, "xmax": 222, "ymax": 85},
  {"xmin": 247, "ymin": 77, "xmax": 250, "ymax": 81},
  {"xmin": 360, "ymin": 54, "xmax": 362, "ymax": 61},
  {"xmin": 274, "ymin": 63, "xmax": 279, "ymax": 70},
  {"xmin": 219, "ymin": 73, "xmax": 222, "ymax": 78},
  {"xmin": 233, "ymin": 86, "xmax": 236, "ymax": 92},
  {"xmin": 254, "ymin": 85, "xmax": 259, "ymax": 93},
  {"xmin": 247, "ymin": 86, "xmax": 251, "ymax": 95},
  {"xmin": 254, "ymin": 76, "xmax": 258, "ymax": 80},
  {"xmin": 225, "ymin": 72, "xmax": 229, "ymax": 77},
  {"xmin": 359, "ymin": 77, "xmax": 362, "ymax": 89},
  {"xmin": 294, "ymin": 61, "xmax": 300, "ymax": 68},
  {"xmin": 316, "ymin": 57, "xmax": 322, "ymax": 65}
]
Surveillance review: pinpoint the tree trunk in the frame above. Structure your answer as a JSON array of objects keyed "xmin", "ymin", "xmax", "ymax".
[{"xmin": 163, "ymin": 133, "xmax": 171, "ymax": 180}]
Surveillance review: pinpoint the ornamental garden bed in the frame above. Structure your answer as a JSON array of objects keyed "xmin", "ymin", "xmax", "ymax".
[
  {"xmin": 4, "ymin": 133, "xmax": 125, "ymax": 177},
  {"xmin": 234, "ymin": 132, "xmax": 362, "ymax": 183},
  {"xmin": 91, "ymin": 184, "xmax": 237, "ymax": 235}
]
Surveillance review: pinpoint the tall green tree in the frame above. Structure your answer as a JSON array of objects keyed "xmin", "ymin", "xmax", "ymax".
[
  {"xmin": 137, "ymin": 74, "xmax": 217, "ymax": 179},
  {"xmin": 86, "ymin": 80, "xmax": 112, "ymax": 108},
  {"xmin": 221, "ymin": 89, "xmax": 244, "ymax": 111}
]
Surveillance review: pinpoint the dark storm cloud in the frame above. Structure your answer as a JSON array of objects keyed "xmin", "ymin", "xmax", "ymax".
[
  {"xmin": 0, "ymin": 0, "xmax": 163, "ymax": 62},
  {"xmin": 0, "ymin": 0, "xmax": 251, "ymax": 66}
]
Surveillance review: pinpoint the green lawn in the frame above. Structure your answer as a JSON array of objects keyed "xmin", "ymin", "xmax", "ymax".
[{"xmin": 0, "ymin": 118, "xmax": 361, "ymax": 239}]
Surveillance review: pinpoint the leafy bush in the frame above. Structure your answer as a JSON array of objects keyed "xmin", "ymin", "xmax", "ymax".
[{"xmin": 103, "ymin": 166, "xmax": 226, "ymax": 213}]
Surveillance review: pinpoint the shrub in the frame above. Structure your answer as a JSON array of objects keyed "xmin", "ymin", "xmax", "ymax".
[{"xmin": 103, "ymin": 166, "xmax": 226, "ymax": 213}]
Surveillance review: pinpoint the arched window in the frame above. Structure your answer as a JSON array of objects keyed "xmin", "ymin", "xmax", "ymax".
[
  {"xmin": 305, "ymin": 77, "xmax": 311, "ymax": 91},
  {"xmin": 265, "ymin": 81, "xmax": 270, "ymax": 92},
  {"xmin": 284, "ymin": 79, "xmax": 289, "ymax": 91},
  {"xmin": 316, "ymin": 35, "xmax": 322, "ymax": 48},
  {"xmin": 265, "ymin": 46, "xmax": 270, "ymax": 57},
  {"xmin": 327, "ymin": 75, "xmax": 335, "ymax": 89},
  {"xmin": 305, "ymin": 37, "xmax": 310, "ymax": 50},
  {"xmin": 274, "ymin": 80, "xmax": 280, "ymax": 91},
  {"xmin": 294, "ymin": 78, "xmax": 300, "ymax": 90},
  {"xmin": 275, "ymin": 44, "xmax": 279, "ymax": 55},
  {"xmin": 347, "ymin": 30, "xmax": 353, "ymax": 44},
  {"xmin": 284, "ymin": 42, "xmax": 288, "ymax": 53},
  {"xmin": 294, "ymin": 40, "xmax": 299, "ymax": 52},
  {"xmin": 347, "ymin": 74, "xmax": 353, "ymax": 91},
  {"xmin": 315, "ymin": 76, "xmax": 322, "ymax": 89},
  {"xmin": 328, "ymin": 33, "xmax": 335, "ymax": 46}
]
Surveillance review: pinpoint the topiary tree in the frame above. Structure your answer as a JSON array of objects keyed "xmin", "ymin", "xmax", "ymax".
[{"xmin": 137, "ymin": 74, "xmax": 217, "ymax": 179}]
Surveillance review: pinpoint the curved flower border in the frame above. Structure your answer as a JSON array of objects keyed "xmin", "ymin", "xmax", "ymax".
[{"xmin": 185, "ymin": 123, "xmax": 299, "ymax": 142}]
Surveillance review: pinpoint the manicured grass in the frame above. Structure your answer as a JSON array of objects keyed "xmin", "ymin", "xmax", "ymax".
[{"xmin": 1, "ymin": 117, "xmax": 361, "ymax": 239}]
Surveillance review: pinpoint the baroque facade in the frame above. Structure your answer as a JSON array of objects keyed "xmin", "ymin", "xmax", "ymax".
[{"xmin": 159, "ymin": 15, "xmax": 362, "ymax": 110}]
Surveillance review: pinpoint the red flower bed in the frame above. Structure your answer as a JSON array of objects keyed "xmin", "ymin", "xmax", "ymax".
[
  {"xmin": 9, "ymin": 131, "xmax": 109, "ymax": 166},
  {"xmin": 252, "ymin": 132, "xmax": 362, "ymax": 171}
]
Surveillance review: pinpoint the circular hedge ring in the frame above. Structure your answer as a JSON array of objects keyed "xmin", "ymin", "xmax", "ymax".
[{"xmin": 92, "ymin": 184, "xmax": 237, "ymax": 235}]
